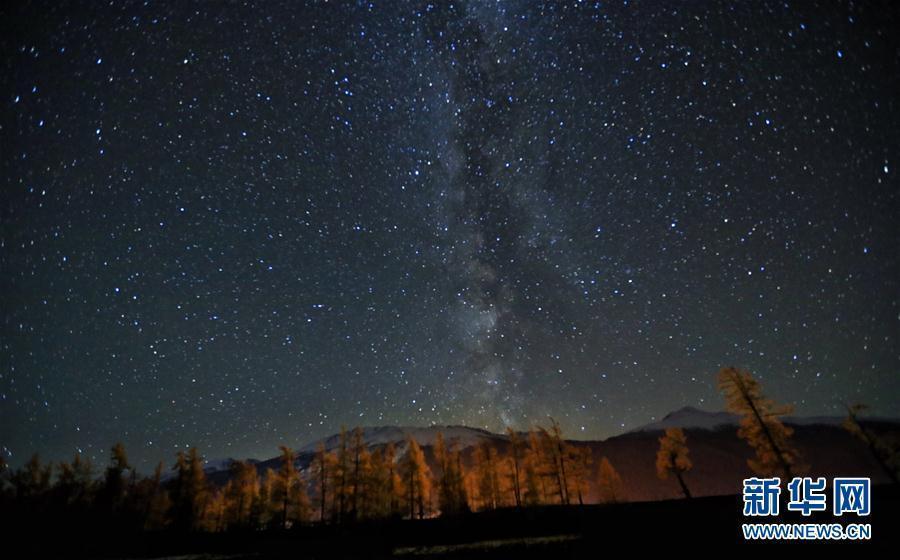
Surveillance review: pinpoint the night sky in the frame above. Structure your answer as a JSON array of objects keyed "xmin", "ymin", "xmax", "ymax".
[{"xmin": 2, "ymin": 1, "xmax": 898, "ymax": 470}]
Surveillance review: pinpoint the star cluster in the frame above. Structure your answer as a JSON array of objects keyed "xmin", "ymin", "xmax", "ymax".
[{"xmin": 2, "ymin": 1, "xmax": 897, "ymax": 469}]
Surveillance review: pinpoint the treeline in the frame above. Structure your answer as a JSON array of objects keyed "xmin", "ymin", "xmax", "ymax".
[
  {"xmin": 0, "ymin": 419, "xmax": 624, "ymax": 532},
  {"xmin": 1, "ymin": 367, "xmax": 897, "ymax": 533}
]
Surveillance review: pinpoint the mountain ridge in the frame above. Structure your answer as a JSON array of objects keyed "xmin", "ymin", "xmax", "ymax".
[
  {"xmin": 204, "ymin": 407, "xmax": 898, "ymax": 471},
  {"xmin": 199, "ymin": 408, "xmax": 899, "ymax": 502}
]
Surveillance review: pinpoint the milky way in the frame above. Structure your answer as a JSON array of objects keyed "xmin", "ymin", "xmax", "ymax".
[{"xmin": 2, "ymin": 1, "xmax": 898, "ymax": 469}]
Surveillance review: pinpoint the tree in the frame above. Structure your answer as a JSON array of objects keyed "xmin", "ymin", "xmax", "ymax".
[
  {"xmin": 257, "ymin": 468, "xmax": 277, "ymax": 528},
  {"xmin": 55, "ymin": 453, "xmax": 94, "ymax": 510},
  {"xmin": 400, "ymin": 436, "xmax": 431, "ymax": 519},
  {"xmin": 206, "ymin": 489, "xmax": 228, "ymax": 532},
  {"xmin": 171, "ymin": 448, "xmax": 209, "ymax": 531},
  {"xmin": 273, "ymin": 447, "xmax": 298, "ymax": 528},
  {"xmin": 187, "ymin": 448, "xmax": 211, "ymax": 530},
  {"xmin": 348, "ymin": 427, "xmax": 372, "ymax": 520},
  {"xmin": 655, "ymin": 427, "xmax": 693, "ymax": 499},
  {"xmin": 292, "ymin": 470, "xmax": 311, "ymax": 526},
  {"xmin": 364, "ymin": 447, "xmax": 387, "ymax": 518},
  {"xmin": 523, "ymin": 430, "xmax": 546, "ymax": 505},
  {"xmin": 13, "ymin": 454, "xmax": 52, "ymax": 502},
  {"xmin": 312, "ymin": 442, "xmax": 336, "ymax": 522},
  {"xmin": 434, "ymin": 432, "xmax": 468, "ymax": 515},
  {"xmin": 538, "ymin": 419, "xmax": 570, "ymax": 504},
  {"xmin": 142, "ymin": 462, "xmax": 170, "ymax": 530},
  {"xmin": 170, "ymin": 451, "xmax": 189, "ymax": 529},
  {"xmin": 505, "ymin": 428, "xmax": 524, "ymax": 507},
  {"xmin": 334, "ymin": 427, "xmax": 351, "ymax": 522},
  {"xmin": 95, "ymin": 442, "xmax": 132, "ymax": 517},
  {"xmin": 384, "ymin": 442, "xmax": 403, "ymax": 517},
  {"xmin": 843, "ymin": 403, "xmax": 900, "ymax": 485},
  {"xmin": 596, "ymin": 457, "xmax": 623, "ymax": 503},
  {"xmin": 224, "ymin": 460, "xmax": 259, "ymax": 529},
  {"xmin": 565, "ymin": 446, "xmax": 593, "ymax": 506},
  {"xmin": 452, "ymin": 447, "xmax": 469, "ymax": 513},
  {"xmin": 718, "ymin": 367, "xmax": 802, "ymax": 479},
  {"xmin": 0, "ymin": 454, "xmax": 9, "ymax": 493},
  {"xmin": 472, "ymin": 441, "xmax": 502, "ymax": 510}
]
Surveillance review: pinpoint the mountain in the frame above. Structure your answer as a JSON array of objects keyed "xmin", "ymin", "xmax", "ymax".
[
  {"xmin": 202, "ymin": 425, "xmax": 506, "ymax": 486},
  {"xmin": 628, "ymin": 406, "xmax": 740, "ymax": 432},
  {"xmin": 201, "ymin": 457, "xmax": 259, "ymax": 474},
  {"xmin": 595, "ymin": 408, "xmax": 898, "ymax": 500},
  {"xmin": 627, "ymin": 405, "xmax": 860, "ymax": 433},
  {"xmin": 296, "ymin": 425, "xmax": 504, "ymax": 454},
  {"xmin": 203, "ymin": 410, "xmax": 899, "ymax": 502}
]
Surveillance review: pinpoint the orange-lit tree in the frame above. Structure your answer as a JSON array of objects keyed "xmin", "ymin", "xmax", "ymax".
[
  {"xmin": 718, "ymin": 367, "xmax": 801, "ymax": 480},
  {"xmin": 400, "ymin": 436, "xmax": 431, "ymax": 519},
  {"xmin": 596, "ymin": 457, "xmax": 623, "ymax": 503},
  {"xmin": 434, "ymin": 432, "xmax": 468, "ymax": 515},
  {"xmin": 505, "ymin": 428, "xmax": 524, "ymax": 507},
  {"xmin": 843, "ymin": 403, "xmax": 900, "ymax": 485},
  {"xmin": 655, "ymin": 427, "xmax": 693, "ymax": 499}
]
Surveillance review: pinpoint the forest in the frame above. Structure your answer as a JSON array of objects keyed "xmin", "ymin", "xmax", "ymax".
[{"xmin": 2, "ymin": 367, "xmax": 898, "ymax": 552}]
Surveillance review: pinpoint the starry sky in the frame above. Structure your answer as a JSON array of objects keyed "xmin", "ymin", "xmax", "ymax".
[{"xmin": 2, "ymin": 1, "xmax": 898, "ymax": 470}]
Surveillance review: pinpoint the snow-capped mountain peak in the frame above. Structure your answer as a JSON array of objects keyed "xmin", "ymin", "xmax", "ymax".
[
  {"xmin": 628, "ymin": 406, "xmax": 860, "ymax": 433},
  {"xmin": 296, "ymin": 425, "xmax": 502, "ymax": 454},
  {"xmin": 628, "ymin": 406, "xmax": 739, "ymax": 433}
]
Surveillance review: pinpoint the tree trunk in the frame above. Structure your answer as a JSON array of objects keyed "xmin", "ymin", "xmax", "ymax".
[
  {"xmin": 735, "ymin": 372, "xmax": 793, "ymax": 480},
  {"xmin": 511, "ymin": 449, "xmax": 522, "ymax": 507},
  {"xmin": 675, "ymin": 471, "xmax": 692, "ymax": 499},
  {"xmin": 319, "ymin": 458, "xmax": 327, "ymax": 523},
  {"xmin": 858, "ymin": 422, "xmax": 900, "ymax": 485}
]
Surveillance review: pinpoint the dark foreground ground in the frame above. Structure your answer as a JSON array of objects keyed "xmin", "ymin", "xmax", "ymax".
[{"xmin": 8, "ymin": 485, "xmax": 899, "ymax": 558}]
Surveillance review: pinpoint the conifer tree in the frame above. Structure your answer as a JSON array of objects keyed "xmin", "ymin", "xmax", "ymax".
[
  {"xmin": 99, "ymin": 442, "xmax": 131, "ymax": 515},
  {"xmin": 538, "ymin": 420, "xmax": 570, "ymax": 504},
  {"xmin": 171, "ymin": 448, "xmax": 209, "ymax": 531},
  {"xmin": 384, "ymin": 442, "xmax": 403, "ymax": 517},
  {"xmin": 335, "ymin": 427, "xmax": 351, "ymax": 522},
  {"xmin": 434, "ymin": 432, "xmax": 467, "ymax": 515},
  {"xmin": 274, "ymin": 446, "xmax": 299, "ymax": 528},
  {"xmin": 349, "ymin": 427, "xmax": 372, "ymax": 520},
  {"xmin": 188, "ymin": 448, "xmax": 211, "ymax": 530},
  {"xmin": 206, "ymin": 488, "xmax": 227, "ymax": 532},
  {"xmin": 312, "ymin": 442, "xmax": 336, "ymax": 522},
  {"xmin": 596, "ymin": 457, "xmax": 623, "ymax": 503},
  {"xmin": 56, "ymin": 453, "xmax": 93, "ymax": 509},
  {"xmin": 367, "ymin": 447, "xmax": 387, "ymax": 518},
  {"xmin": 0, "ymin": 454, "xmax": 8, "ymax": 491},
  {"xmin": 249, "ymin": 476, "xmax": 268, "ymax": 529},
  {"xmin": 473, "ymin": 441, "xmax": 503, "ymax": 510},
  {"xmin": 565, "ymin": 446, "xmax": 593, "ymax": 506},
  {"xmin": 170, "ymin": 451, "xmax": 189, "ymax": 529},
  {"xmin": 522, "ymin": 457, "xmax": 542, "ymax": 506},
  {"xmin": 11, "ymin": 453, "xmax": 52, "ymax": 520},
  {"xmin": 293, "ymin": 471, "xmax": 311, "ymax": 525},
  {"xmin": 655, "ymin": 427, "xmax": 693, "ymax": 498},
  {"xmin": 843, "ymin": 403, "xmax": 900, "ymax": 485},
  {"xmin": 225, "ymin": 460, "xmax": 259, "ymax": 528},
  {"xmin": 143, "ymin": 461, "xmax": 170, "ymax": 530},
  {"xmin": 718, "ymin": 367, "xmax": 802, "ymax": 479},
  {"xmin": 400, "ymin": 436, "xmax": 431, "ymax": 519},
  {"xmin": 524, "ymin": 430, "xmax": 545, "ymax": 505},
  {"xmin": 506, "ymin": 428, "xmax": 524, "ymax": 507}
]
